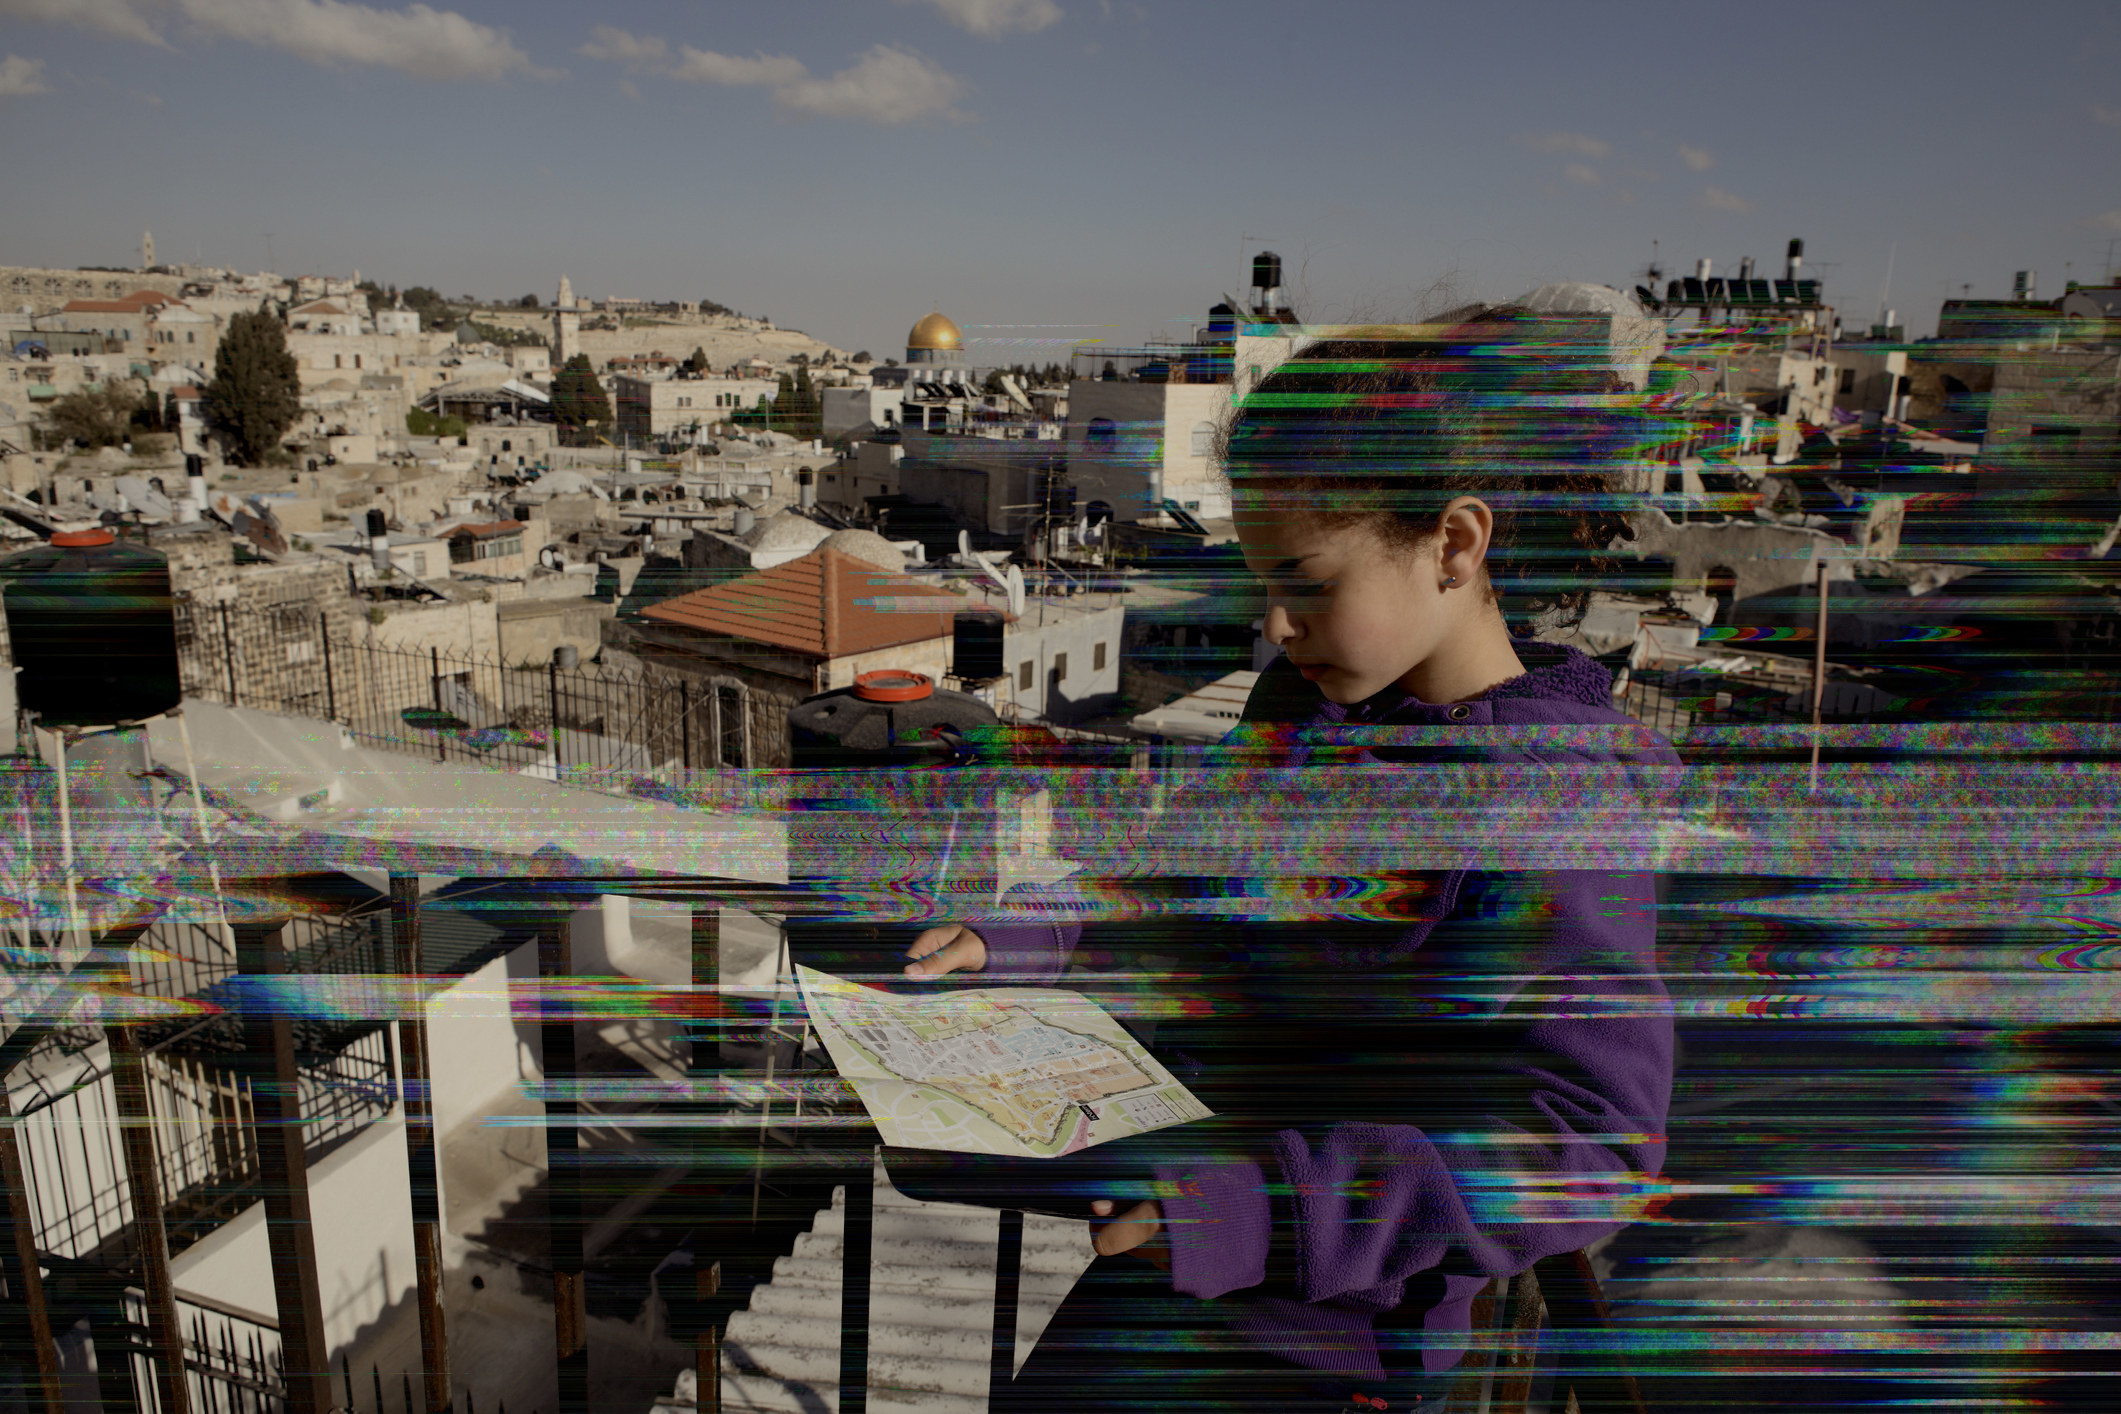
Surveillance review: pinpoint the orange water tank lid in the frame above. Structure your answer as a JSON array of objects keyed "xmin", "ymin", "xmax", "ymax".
[
  {"xmin": 854, "ymin": 670, "xmax": 934, "ymax": 702},
  {"xmin": 50, "ymin": 528, "xmax": 115, "ymax": 548}
]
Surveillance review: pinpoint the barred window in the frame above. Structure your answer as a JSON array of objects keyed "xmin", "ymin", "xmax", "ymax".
[{"xmin": 715, "ymin": 682, "xmax": 747, "ymax": 767}]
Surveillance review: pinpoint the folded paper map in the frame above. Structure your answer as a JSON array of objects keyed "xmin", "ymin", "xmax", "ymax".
[{"xmin": 795, "ymin": 965, "xmax": 1213, "ymax": 1157}]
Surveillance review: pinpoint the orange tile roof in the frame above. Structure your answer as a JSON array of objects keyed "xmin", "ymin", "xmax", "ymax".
[{"xmin": 640, "ymin": 547, "xmax": 961, "ymax": 659}]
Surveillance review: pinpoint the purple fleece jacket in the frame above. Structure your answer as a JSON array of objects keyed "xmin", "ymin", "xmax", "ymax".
[{"xmin": 963, "ymin": 642, "xmax": 1680, "ymax": 1379}]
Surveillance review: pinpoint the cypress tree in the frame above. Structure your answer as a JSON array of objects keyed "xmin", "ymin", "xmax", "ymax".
[
  {"xmin": 552, "ymin": 353, "xmax": 611, "ymax": 444},
  {"xmin": 205, "ymin": 306, "xmax": 301, "ymax": 464}
]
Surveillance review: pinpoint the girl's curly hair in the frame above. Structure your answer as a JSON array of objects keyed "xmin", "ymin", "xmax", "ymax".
[{"xmin": 1220, "ymin": 303, "xmax": 1647, "ymax": 631}]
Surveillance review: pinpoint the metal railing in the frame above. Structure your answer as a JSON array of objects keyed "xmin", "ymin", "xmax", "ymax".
[
  {"xmin": 170, "ymin": 598, "xmax": 751, "ymax": 787},
  {"xmin": 120, "ymin": 1288, "xmax": 284, "ymax": 1414},
  {"xmin": 11, "ymin": 1023, "xmax": 393, "ymax": 1264}
]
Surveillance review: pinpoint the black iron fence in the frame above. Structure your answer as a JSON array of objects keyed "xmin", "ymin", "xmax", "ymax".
[
  {"xmin": 120, "ymin": 1289, "xmax": 284, "ymax": 1414},
  {"xmin": 171, "ymin": 598, "xmax": 751, "ymax": 787}
]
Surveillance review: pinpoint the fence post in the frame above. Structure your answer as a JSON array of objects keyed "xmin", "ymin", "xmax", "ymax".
[
  {"xmin": 0, "ymin": 1082, "xmax": 65, "ymax": 1414},
  {"xmin": 549, "ymin": 659, "xmax": 563, "ymax": 777},
  {"xmin": 234, "ymin": 917, "xmax": 331, "ymax": 1414},
  {"xmin": 431, "ymin": 646, "xmax": 446, "ymax": 764},
  {"xmin": 388, "ymin": 876, "xmax": 453, "ymax": 1414},
  {"xmin": 220, "ymin": 600, "xmax": 238, "ymax": 706},
  {"xmin": 321, "ymin": 620, "xmax": 337, "ymax": 722},
  {"xmin": 100, "ymin": 913, "xmax": 193, "ymax": 1414},
  {"xmin": 541, "ymin": 915, "xmax": 589, "ymax": 1414}
]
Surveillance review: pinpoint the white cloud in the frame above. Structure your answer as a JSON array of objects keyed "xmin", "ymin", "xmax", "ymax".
[
  {"xmin": 0, "ymin": 52, "xmax": 51, "ymax": 96},
  {"xmin": 1702, "ymin": 185, "xmax": 1753, "ymax": 214},
  {"xmin": 2093, "ymin": 210, "xmax": 2121, "ymax": 236},
  {"xmin": 176, "ymin": 0, "xmax": 541, "ymax": 80},
  {"xmin": 1678, "ymin": 144, "xmax": 1714, "ymax": 170},
  {"xmin": 579, "ymin": 24, "xmax": 665, "ymax": 67},
  {"xmin": 1522, "ymin": 130, "xmax": 1611, "ymax": 159},
  {"xmin": 578, "ymin": 30, "xmax": 968, "ymax": 125},
  {"xmin": 667, "ymin": 46, "xmax": 809, "ymax": 87},
  {"xmin": 774, "ymin": 45, "xmax": 965, "ymax": 124},
  {"xmin": 2095, "ymin": 104, "xmax": 2121, "ymax": 129},
  {"xmin": 0, "ymin": 0, "xmax": 542, "ymax": 79},
  {"xmin": 1564, "ymin": 162, "xmax": 1600, "ymax": 185},
  {"xmin": 0, "ymin": 0, "xmax": 168, "ymax": 46},
  {"xmin": 900, "ymin": 0, "xmax": 1062, "ymax": 37}
]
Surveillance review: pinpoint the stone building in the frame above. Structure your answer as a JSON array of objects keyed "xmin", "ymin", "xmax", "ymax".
[{"xmin": 611, "ymin": 543, "xmax": 966, "ymax": 768}]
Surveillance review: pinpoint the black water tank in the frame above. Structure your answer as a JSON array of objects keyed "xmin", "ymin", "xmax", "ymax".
[
  {"xmin": 953, "ymin": 613, "xmax": 1005, "ymax": 682},
  {"xmin": 0, "ymin": 529, "xmax": 181, "ymax": 727},
  {"xmin": 788, "ymin": 670, "xmax": 999, "ymax": 770},
  {"xmin": 1251, "ymin": 251, "xmax": 1283, "ymax": 290},
  {"xmin": 365, "ymin": 508, "xmax": 388, "ymax": 538}
]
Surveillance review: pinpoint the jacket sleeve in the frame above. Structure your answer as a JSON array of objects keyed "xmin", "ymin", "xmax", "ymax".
[
  {"xmin": 962, "ymin": 902, "xmax": 1084, "ymax": 985},
  {"xmin": 1153, "ymin": 866, "xmax": 1674, "ymax": 1305}
]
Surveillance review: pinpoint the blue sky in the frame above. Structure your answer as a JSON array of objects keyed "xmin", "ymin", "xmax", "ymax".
[{"xmin": 3, "ymin": 0, "xmax": 2118, "ymax": 357}]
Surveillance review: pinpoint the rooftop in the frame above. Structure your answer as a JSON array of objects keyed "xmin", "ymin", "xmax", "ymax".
[{"xmin": 640, "ymin": 546, "xmax": 962, "ymax": 659}]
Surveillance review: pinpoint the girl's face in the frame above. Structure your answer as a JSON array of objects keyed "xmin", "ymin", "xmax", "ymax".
[{"xmin": 1234, "ymin": 493, "xmax": 1520, "ymax": 706}]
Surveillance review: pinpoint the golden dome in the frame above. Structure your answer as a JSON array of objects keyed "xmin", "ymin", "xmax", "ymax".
[{"xmin": 906, "ymin": 310, "xmax": 962, "ymax": 351}]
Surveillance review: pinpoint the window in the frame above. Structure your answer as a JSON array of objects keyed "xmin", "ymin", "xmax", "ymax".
[
  {"xmin": 716, "ymin": 683, "xmax": 748, "ymax": 767},
  {"xmin": 1190, "ymin": 421, "xmax": 1216, "ymax": 458},
  {"xmin": 1185, "ymin": 500, "xmax": 1201, "ymax": 511},
  {"xmin": 334, "ymin": 354, "xmax": 343, "ymax": 369},
  {"xmin": 1837, "ymin": 368, "xmax": 1855, "ymax": 394},
  {"xmin": 354, "ymin": 354, "xmax": 362, "ymax": 369},
  {"xmin": 1086, "ymin": 417, "xmax": 1117, "ymax": 451},
  {"xmin": 501, "ymin": 439, "xmax": 511, "ymax": 452},
  {"xmin": 1019, "ymin": 660, "xmax": 1034, "ymax": 691},
  {"xmin": 1053, "ymin": 651, "xmax": 1067, "ymax": 683},
  {"xmin": 1093, "ymin": 641, "xmax": 1106, "ymax": 672}
]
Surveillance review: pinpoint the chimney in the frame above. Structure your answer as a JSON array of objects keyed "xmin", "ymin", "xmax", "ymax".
[
  {"xmin": 1695, "ymin": 258, "xmax": 1713, "ymax": 280},
  {"xmin": 1785, "ymin": 238, "xmax": 1804, "ymax": 281},
  {"xmin": 798, "ymin": 467, "xmax": 816, "ymax": 512},
  {"xmin": 1738, "ymin": 256, "xmax": 1755, "ymax": 282}
]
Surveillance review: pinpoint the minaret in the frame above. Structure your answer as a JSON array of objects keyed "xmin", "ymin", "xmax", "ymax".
[
  {"xmin": 141, "ymin": 228, "xmax": 155, "ymax": 270},
  {"xmin": 553, "ymin": 274, "xmax": 580, "ymax": 366}
]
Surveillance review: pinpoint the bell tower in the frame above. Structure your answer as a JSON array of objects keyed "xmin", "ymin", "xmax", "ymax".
[{"xmin": 553, "ymin": 274, "xmax": 580, "ymax": 365}]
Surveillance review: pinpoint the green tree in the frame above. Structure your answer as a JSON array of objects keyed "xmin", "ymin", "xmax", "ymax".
[
  {"xmin": 552, "ymin": 353, "xmax": 611, "ymax": 445},
  {"xmin": 517, "ymin": 293, "xmax": 541, "ymax": 308},
  {"xmin": 47, "ymin": 383, "xmax": 147, "ymax": 450},
  {"xmin": 851, "ymin": 350, "xmax": 872, "ymax": 364},
  {"xmin": 687, "ymin": 346, "xmax": 710, "ymax": 375},
  {"xmin": 205, "ymin": 308, "xmax": 301, "ymax": 465},
  {"xmin": 406, "ymin": 407, "xmax": 468, "ymax": 440}
]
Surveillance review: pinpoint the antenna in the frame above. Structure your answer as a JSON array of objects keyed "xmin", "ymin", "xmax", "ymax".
[{"xmin": 1876, "ymin": 241, "xmax": 1896, "ymax": 327}]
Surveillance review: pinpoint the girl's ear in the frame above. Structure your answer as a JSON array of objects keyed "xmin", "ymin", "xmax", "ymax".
[{"xmin": 1436, "ymin": 497, "xmax": 1497, "ymax": 581}]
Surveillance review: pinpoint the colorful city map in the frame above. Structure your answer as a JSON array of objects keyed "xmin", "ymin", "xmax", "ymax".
[{"xmin": 795, "ymin": 965, "xmax": 1212, "ymax": 1157}]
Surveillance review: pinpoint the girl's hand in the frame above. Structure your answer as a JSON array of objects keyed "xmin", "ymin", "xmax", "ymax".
[
  {"xmin": 1090, "ymin": 1198, "xmax": 1168, "ymax": 1268},
  {"xmin": 902, "ymin": 924, "xmax": 988, "ymax": 978}
]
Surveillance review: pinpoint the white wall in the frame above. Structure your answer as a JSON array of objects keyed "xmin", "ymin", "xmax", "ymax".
[
  {"xmin": 170, "ymin": 1106, "xmax": 419, "ymax": 1361},
  {"xmin": 426, "ymin": 940, "xmax": 543, "ymax": 1145}
]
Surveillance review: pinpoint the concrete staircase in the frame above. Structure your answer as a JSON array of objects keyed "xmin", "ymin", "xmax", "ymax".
[{"xmin": 716, "ymin": 1162, "xmax": 1096, "ymax": 1413}]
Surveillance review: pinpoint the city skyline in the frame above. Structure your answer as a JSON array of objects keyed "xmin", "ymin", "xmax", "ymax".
[{"xmin": 3, "ymin": 0, "xmax": 2119, "ymax": 358}]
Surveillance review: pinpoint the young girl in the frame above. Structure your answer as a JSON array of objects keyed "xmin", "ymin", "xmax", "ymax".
[{"xmin": 901, "ymin": 307, "xmax": 1681, "ymax": 1413}]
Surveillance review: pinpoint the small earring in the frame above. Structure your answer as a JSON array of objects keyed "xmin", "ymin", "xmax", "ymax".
[{"xmin": 1444, "ymin": 575, "xmax": 1458, "ymax": 585}]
